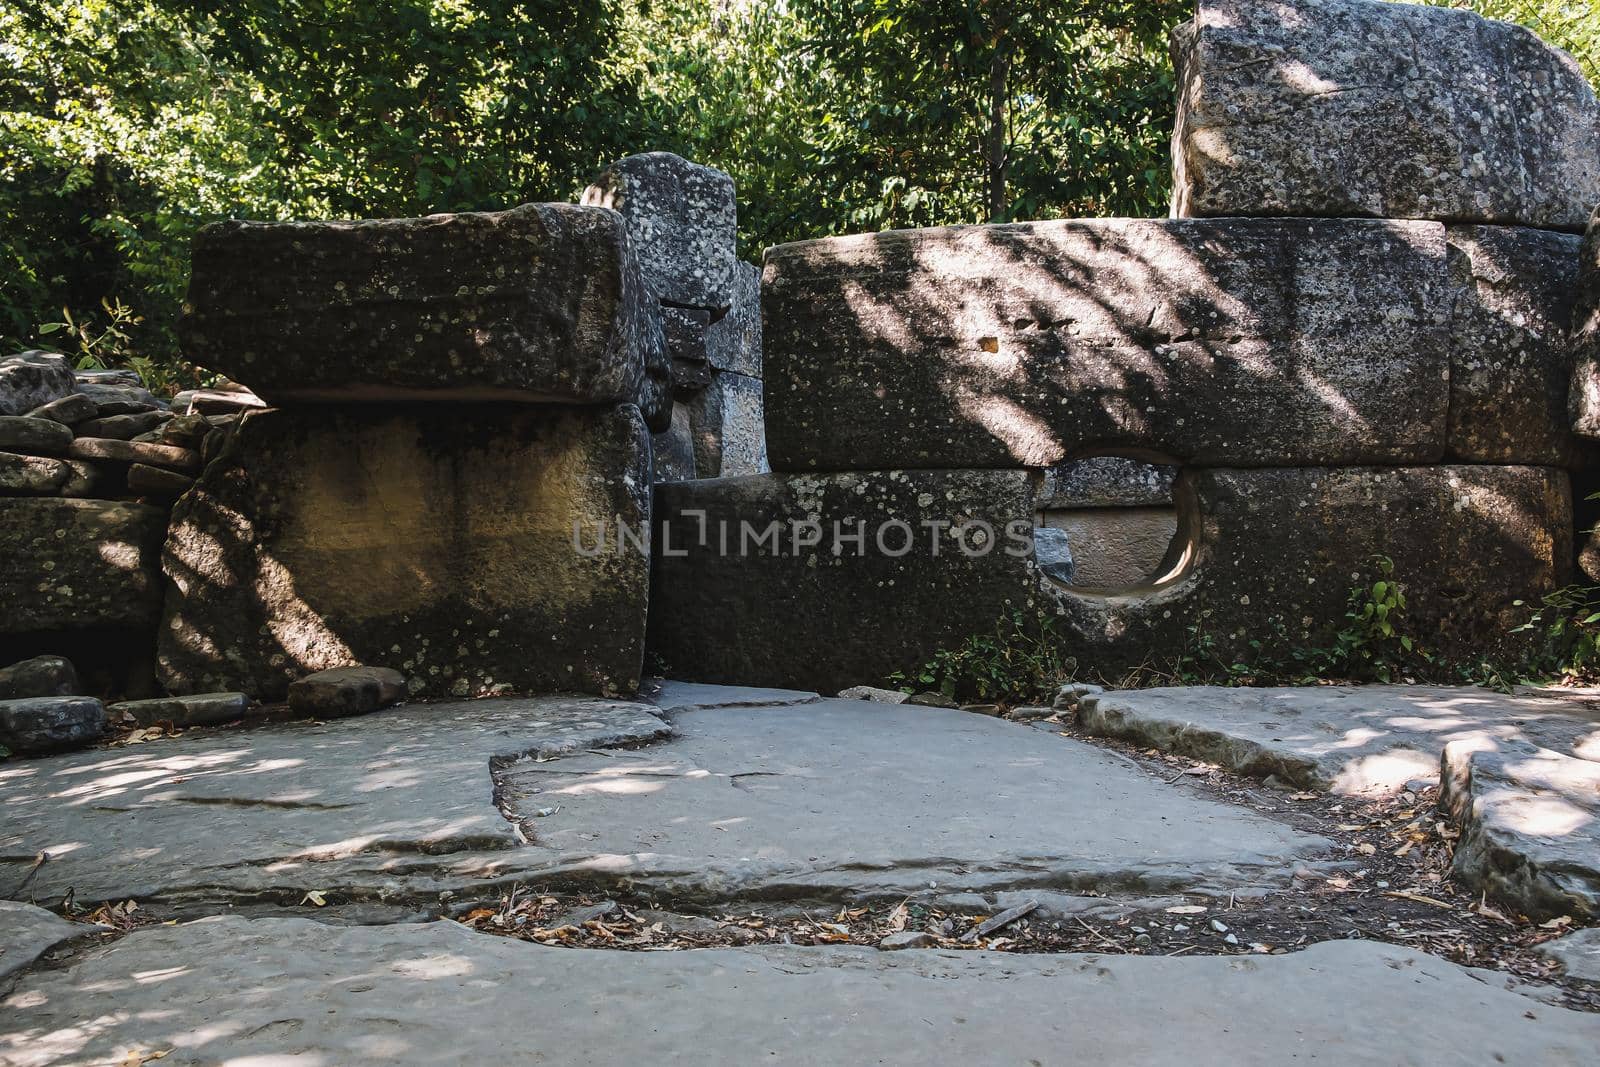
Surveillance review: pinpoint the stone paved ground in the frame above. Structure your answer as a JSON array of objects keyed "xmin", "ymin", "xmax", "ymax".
[{"xmin": 2, "ymin": 681, "xmax": 1600, "ymax": 1064}]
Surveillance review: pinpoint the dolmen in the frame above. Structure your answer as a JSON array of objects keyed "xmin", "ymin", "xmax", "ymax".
[{"xmin": 649, "ymin": 0, "xmax": 1600, "ymax": 693}]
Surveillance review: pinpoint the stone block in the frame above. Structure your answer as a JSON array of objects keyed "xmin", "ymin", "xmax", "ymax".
[
  {"xmin": 26, "ymin": 393, "xmax": 97, "ymax": 426},
  {"xmin": 763, "ymin": 218, "xmax": 1449, "ymax": 470},
  {"xmin": 1447, "ymin": 226, "xmax": 1593, "ymax": 467},
  {"xmin": 1039, "ymin": 456, "xmax": 1176, "ymax": 509},
  {"xmin": 0, "ymin": 416, "xmax": 71, "ymax": 456},
  {"xmin": 0, "ymin": 655, "xmax": 82, "ymax": 700},
  {"xmin": 0, "ymin": 352, "xmax": 74, "ymax": 417},
  {"xmin": 180, "ymin": 203, "xmax": 660, "ymax": 414},
  {"xmin": 651, "ymin": 405, "xmax": 697, "ymax": 483},
  {"xmin": 0, "ymin": 498, "xmax": 167, "ymax": 634},
  {"xmin": 1170, "ymin": 0, "xmax": 1600, "ymax": 230},
  {"xmin": 582, "ymin": 152, "xmax": 737, "ymax": 313},
  {"xmin": 108, "ymin": 692, "xmax": 251, "ymax": 728},
  {"xmin": 0, "ymin": 452, "xmax": 71, "ymax": 495},
  {"xmin": 159, "ymin": 405, "xmax": 651, "ymax": 701},
  {"xmin": 647, "ymin": 465, "xmax": 1569, "ymax": 691},
  {"xmin": 1571, "ymin": 208, "xmax": 1600, "ymax": 439},
  {"xmin": 0, "ymin": 696, "xmax": 105, "ymax": 754},
  {"xmin": 685, "ymin": 369, "xmax": 767, "ymax": 477},
  {"xmin": 705, "ymin": 261, "xmax": 762, "ymax": 376},
  {"xmin": 287, "ymin": 666, "xmax": 407, "ymax": 719}
]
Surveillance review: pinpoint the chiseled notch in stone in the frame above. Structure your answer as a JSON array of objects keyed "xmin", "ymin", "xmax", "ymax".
[
  {"xmin": 179, "ymin": 203, "xmax": 662, "ymax": 416},
  {"xmin": 582, "ymin": 152, "xmax": 738, "ymax": 315},
  {"xmin": 762, "ymin": 217, "xmax": 1449, "ymax": 471},
  {"xmin": 1171, "ymin": 0, "xmax": 1600, "ymax": 230}
]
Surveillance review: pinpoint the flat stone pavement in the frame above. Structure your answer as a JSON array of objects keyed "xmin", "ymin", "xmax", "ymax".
[{"xmin": 3, "ymin": 916, "xmax": 1597, "ymax": 1066}]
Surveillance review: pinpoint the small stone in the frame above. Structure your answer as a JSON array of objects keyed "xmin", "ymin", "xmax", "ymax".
[
  {"xmin": 0, "ymin": 451, "xmax": 71, "ymax": 494},
  {"xmin": 159, "ymin": 413, "xmax": 212, "ymax": 449},
  {"xmin": 25, "ymin": 393, "xmax": 98, "ymax": 426},
  {"xmin": 837, "ymin": 685, "xmax": 910, "ymax": 704},
  {"xmin": 126, "ymin": 463, "xmax": 196, "ymax": 497},
  {"xmin": 1007, "ymin": 706, "xmax": 1055, "ymax": 722},
  {"xmin": 68, "ymin": 437, "xmax": 201, "ymax": 473},
  {"xmin": 170, "ymin": 388, "xmax": 266, "ymax": 416},
  {"xmin": 0, "ymin": 656, "xmax": 82, "ymax": 700},
  {"xmin": 76, "ymin": 411, "xmax": 171, "ymax": 441},
  {"xmin": 288, "ymin": 666, "xmax": 408, "ymax": 719},
  {"xmin": 75, "ymin": 382, "xmax": 164, "ymax": 416},
  {"xmin": 0, "ymin": 415, "xmax": 73, "ymax": 455},
  {"xmin": 1223, "ymin": 933, "xmax": 1239, "ymax": 945},
  {"xmin": 1210, "ymin": 919, "xmax": 1229, "ymax": 933},
  {"xmin": 1033, "ymin": 526, "xmax": 1076, "ymax": 584},
  {"xmin": 75, "ymin": 368, "xmax": 143, "ymax": 387},
  {"xmin": 546, "ymin": 901, "xmax": 617, "ymax": 929},
  {"xmin": 878, "ymin": 931, "xmax": 941, "ymax": 951},
  {"xmin": 0, "ymin": 696, "xmax": 106, "ymax": 755},
  {"xmin": 960, "ymin": 704, "xmax": 1002, "ymax": 717},
  {"xmin": 1052, "ymin": 682, "xmax": 1104, "ymax": 712},
  {"xmin": 905, "ymin": 692, "xmax": 956, "ymax": 708},
  {"xmin": 107, "ymin": 692, "xmax": 252, "ymax": 729},
  {"xmin": 0, "ymin": 351, "xmax": 75, "ymax": 416}
]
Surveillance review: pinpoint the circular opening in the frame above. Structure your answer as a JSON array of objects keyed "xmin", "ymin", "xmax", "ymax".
[{"xmin": 1034, "ymin": 455, "xmax": 1193, "ymax": 595}]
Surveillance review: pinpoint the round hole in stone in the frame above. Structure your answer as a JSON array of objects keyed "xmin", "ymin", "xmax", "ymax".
[{"xmin": 1034, "ymin": 455, "xmax": 1191, "ymax": 594}]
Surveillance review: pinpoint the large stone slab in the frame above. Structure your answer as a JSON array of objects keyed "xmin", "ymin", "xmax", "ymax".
[
  {"xmin": 581, "ymin": 151, "xmax": 738, "ymax": 314},
  {"xmin": 1447, "ymin": 226, "xmax": 1593, "ymax": 467},
  {"xmin": 500, "ymin": 698, "xmax": 1329, "ymax": 901},
  {"xmin": 0, "ymin": 498, "xmax": 167, "ymax": 635},
  {"xmin": 158, "ymin": 405, "xmax": 651, "ymax": 701},
  {"xmin": 180, "ymin": 203, "xmax": 661, "ymax": 412},
  {"xmin": 1080, "ymin": 685, "xmax": 1600, "ymax": 796},
  {"xmin": 1441, "ymin": 740, "xmax": 1600, "ymax": 920},
  {"xmin": 649, "ymin": 466, "xmax": 1570, "ymax": 692},
  {"xmin": 1571, "ymin": 208, "xmax": 1600, "ymax": 439},
  {"xmin": 0, "ymin": 697, "xmax": 670, "ymax": 906},
  {"xmin": 763, "ymin": 218, "xmax": 1450, "ymax": 470},
  {"xmin": 0, "ymin": 901, "xmax": 98, "ymax": 984},
  {"xmin": 1170, "ymin": 0, "xmax": 1600, "ymax": 230},
  {"xmin": 5, "ymin": 920, "xmax": 1597, "ymax": 1065}
]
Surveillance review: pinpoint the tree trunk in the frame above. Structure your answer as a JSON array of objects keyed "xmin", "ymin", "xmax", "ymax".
[{"xmin": 986, "ymin": 40, "xmax": 1009, "ymax": 222}]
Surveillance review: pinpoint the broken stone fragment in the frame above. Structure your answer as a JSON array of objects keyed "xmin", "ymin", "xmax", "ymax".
[
  {"xmin": 287, "ymin": 666, "xmax": 407, "ymax": 719},
  {"xmin": 683, "ymin": 368, "xmax": 766, "ymax": 477},
  {"xmin": 0, "ymin": 695, "xmax": 106, "ymax": 754},
  {"xmin": 126, "ymin": 463, "xmax": 195, "ymax": 497},
  {"xmin": 1031, "ymin": 527, "xmax": 1076, "ymax": 584},
  {"xmin": 108, "ymin": 692, "xmax": 252, "ymax": 728},
  {"xmin": 662, "ymin": 306, "xmax": 710, "ymax": 364},
  {"xmin": 651, "ymin": 404, "xmax": 696, "ymax": 483},
  {"xmin": 159, "ymin": 404, "xmax": 651, "ymax": 700},
  {"xmin": 1446, "ymin": 226, "xmax": 1594, "ymax": 467},
  {"xmin": 763, "ymin": 218, "xmax": 1449, "ymax": 470},
  {"xmin": 77, "ymin": 410, "xmax": 172, "ymax": 441},
  {"xmin": 836, "ymin": 685, "xmax": 909, "ymax": 704},
  {"xmin": 0, "ymin": 351, "xmax": 75, "ymax": 417},
  {"xmin": 877, "ymin": 930, "xmax": 940, "ymax": 951},
  {"xmin": 170, "ymin": 388, "xmax": 267, "ymax": 416},
  {"xmin": 582, "ymin": 151, "xmax": 738, "ymax": 314},
  {"xmin": 0, "ymin": 655, "xmax": 82, "ymax": 700},
  {"xmin": 25, "ymin": 392, "xmax": 97, "ymax": 426},
  {"xmin": 181, "ymin": 203, "xmax": 662, "ymax": 417},
  {"xmin": 0, "ymin": 415, "xmax": 72, "ymax": 455},
  {"xmin": 0, "ymin": 498, "xmax": 167, "ymax": 634},
  {"xmin": 0, "ymin": 451, "xmax": 71, "ymax": 495},
  {"xmin": 159, "ymin": 413, "xmax": 212, "ymax": 450},
  {"xmin": 68, "ymin": 437, "xmax": 201, "ymax": 473},
  {"xmin": 1170, "ymin": 0, "xmax": 1600, "ymax": 229},
  {"xmin": 705, "ymin": 261, "xmax": 761, "ymax": 376}
]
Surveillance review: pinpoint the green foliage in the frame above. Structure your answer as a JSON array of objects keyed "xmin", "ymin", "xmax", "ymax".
[{"xmin": 889, "ymin": 609, "xmax": 1078, "ymax": 705}]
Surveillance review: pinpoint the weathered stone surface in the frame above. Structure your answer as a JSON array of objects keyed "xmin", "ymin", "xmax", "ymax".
[
  {"xmin": 1441, "ymin": 740, "xmax": 1600, "ymax": 920},
  {"xmin": 1040, "ymin": 456, "xmax": 1177, "ymax": 509},
  {"xmin": 1447, "ymin": 226, "xmax": 1593, "ymax": 466},
  {"xmin": 0, "ymin": 695, "xmax": 105, "ymax": 754},
  {"xmin": 76, "ymin": 409, "xmax": 170, "ymax": 441},
  {"xmin": 662, "ymin": 305, "xmax": 709, "ymax": 363},
  {"xmin": 1572, "ymin": 208, "xmax": 1600, "ymax": 439},
  {"xmin": 107, "ymin": 691, "xmax": 252, "ymax": 728},
  {"xmin": 288, "ymin": 665, "xmax": 407, "ymax": 718},
  {"xmin": 159, "ymin": 405, "xmax": 651, "ymax": 701},
  {"xmin": 0, "ymin": 695, "xmax": 671, "ymax": 903},
  {"xmin": 76, "ymin": 380, "xmax": 163, "ymax": 415},
  {"xmin": 1170, "ymin": 0, "xmax": 1600, "ymax": 230},
  {"xmin": 0, "ymin": 415, "xmax": 71, "ymax": 455},
  {"xmin": 158, "ymin": 412, "xmax": 211, "ymax": 449},
  {"xmin": 1033, "ymin": 526, "xmax": 1076, "ymax": 583},
  {"xmin": 0, "ymin": 451, "xmax": 70, "ymax": 495},
  {"xmin": 671, "ymin": 355, "xmax": 713, "ymax": 392},
  {"xmin": 636, "ymin": 300, "xmax": 674, "ymax": 434},
  {"xmin": 125, "ymin": 462, "xmax": 195, "ymax": 497},
  {"xmin": 75, "ymin": 368, "xmax": 142, "ymax": 387},
  {"xmin": 1081, "ymin": 686, "xmax": 1600, "ymax": 796},
  {"xmin": 170, "ymin": 386, "xmax": 267, "ymax": 416},
  {"xmin": 0, "ymin": 655, "xmax": 81, "ymax": 701},
  {"xmin": 763, "ymin": 218, "xmax": 1449, "ymax": 470},
  {"xmin": 836, "ymin": 685, "xmax": 908, "ymax": 704},
  {"xmin": 67, "ymin": 436, "xmax": 200, "ymax": 472},
  {"xmin": 1538, "ymin": 927, "xmax": 1600, "ymax": 982},
  {"xmin": 645, "ymin": 679, "xmax": 822, "ymax": 713},
  {"xmin": 685, "ymin": 368, "xmax": 766, "ymax": 477},
  {"xmin": 649, "ymin": 466, "xmax": 1569, "ymax": 691},
  {"xmin": 0, "ymin": 351, "xmax": 74, "ymax": 416},
  {"xmin": 7, "ymin": 922, "xmax": 1599, "ymax": 1066},
  {"xmin": 0, "ymin": 498, "xmax": 167, "ymax": 634},
  {"xmin": 705, "ymin": 260, "xmax": 762, "ymax": 376},
  {"xmin": 24, "ymin": 391, "xmax": 96, "ymax": 425},
  {"xmin": 180, "ymin": 203, "xmax": 660, "ymax": 412},
  {"xmin": 651, "ymin": 403, "xmax": 697, "ymax": 483},
  {"xmin": 1038, "ymin": 508, "xmax": 1179, "ymax": 589},
  {"xmin": 0, "ymin": 901, "xmax": 100, "ymax": 983},
  {"xmin": 581, "ymin": 151, "xmax": 738, "ymax": 313}
]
